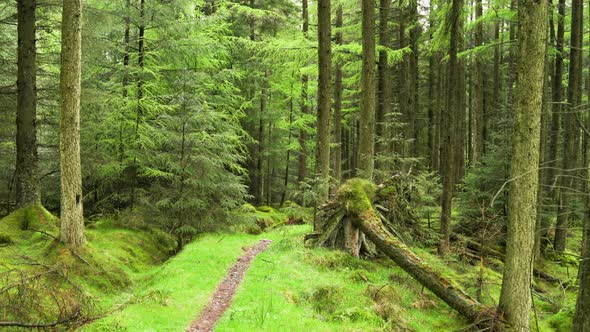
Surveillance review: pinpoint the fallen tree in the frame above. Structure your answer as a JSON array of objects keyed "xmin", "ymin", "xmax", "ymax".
[{"xmin": 310, "ymin": 178, "xmax": 506, "ymax": 331}]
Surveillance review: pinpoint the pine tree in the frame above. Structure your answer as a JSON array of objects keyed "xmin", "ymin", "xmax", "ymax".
[
  {"xmin": 317, "ymin": 0, "xmax": 331, "ymax": 200},
  {"xmin": 358, "ymin": 0, "xmax": 376, "ymax": 179},
  {"xmin": 15, "ymin": 0, "xmax": 39, "ymax": 208},
  {"xmin": 498, "ymin": 0, "xmax": 547, "ymax": 328}
]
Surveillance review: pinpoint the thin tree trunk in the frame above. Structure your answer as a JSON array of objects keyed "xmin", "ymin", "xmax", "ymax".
[
  {"xmin": 439, "ymin": 0, "xmax": 464, "ymax": 254},
  {"xmin": 281, "ymin": 90, "xmax": 295, "ymax": 207},
  {"xmin": 358, "ymin": 0, "xmax": 376, "ymax": 179},
  {"xmin": 332, "ymin": 5, "xmax": 343, "ymax": 184},
  {"xmin": 409, "ymin": 0, "xmax": 419, "ymax": 157},
  {"xmin": 428, "ymin": 0, "xmax": 439, "ymax": 172},
  {"xmin": 131, "ymin": 0, "xmax": 145, "ymax": 209},
  {"xmin": 472, "ymin": 0, "xmax": 484, "ymax": 163},
  {"xmin": 317, "ymin": 0, "xmax": 331, "ymax": 200},
  {"xmin": 256, "ymin": 73, "xmax": 267, "ymax": 205},
  {"xmin": 59, "ymin": 0, "xmax": 85, "ymax": 247},
  {"xmin": 119, "ymin": 0, "xmax": 131, "ymax": 166},
  {"xmin": 298, "ymin": 0, "xmax": 309, "ymax": 184},
  {"xmin": 498, "ymin": 0, "xmax": 547, "ymax": 328},
  {"xmin": 555, "ymin": 0, "xmax": 583, "ymax": 252},
  {"xmin": 15, "ymin": 0, "xmax": 39, "ymax": 208},
  {"xmin": 376, "ymin": 0, "xmax": 391, "ymax": 174}
]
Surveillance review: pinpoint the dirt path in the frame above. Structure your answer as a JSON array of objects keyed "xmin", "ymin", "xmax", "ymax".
[{"xmin": 186, "ymin": 239, "xmax": 272, "ymax": 332}]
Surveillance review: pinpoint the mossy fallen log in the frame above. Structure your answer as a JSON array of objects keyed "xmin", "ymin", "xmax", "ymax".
[{"xmin": 323, "ymin": 179, "xmax": 507, "ymax": 331}]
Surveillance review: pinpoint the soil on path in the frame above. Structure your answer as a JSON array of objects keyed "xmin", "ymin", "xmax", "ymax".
[{"xmin": 186, "ymin": 239, "xmax": 272, "ymax": 332}]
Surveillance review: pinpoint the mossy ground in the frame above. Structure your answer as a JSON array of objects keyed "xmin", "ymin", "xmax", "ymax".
[{"xmin": 0, "ymin": 204, "xmax": 581, "ymax": 331}]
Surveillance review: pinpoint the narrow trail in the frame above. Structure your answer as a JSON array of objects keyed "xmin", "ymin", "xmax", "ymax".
[{"xmin": 186, "ymin": 239, "xmax": 272, "ymax": 332}]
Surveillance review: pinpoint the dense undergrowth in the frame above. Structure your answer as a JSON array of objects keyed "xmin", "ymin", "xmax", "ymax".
[{"xmin": 0, "ymin": 203, "xmax": 580, "ymax": 331}]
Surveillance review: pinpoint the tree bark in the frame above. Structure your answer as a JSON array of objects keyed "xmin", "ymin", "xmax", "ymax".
[
  {"xmin": 376, "ymin": 0, "xmax": 391, "ymax": 174},
  {"xmin": 332, "ymin": 5, "xmax": 343, "ymax": 184},
  {"xmin": 497, "ymin": 0, "xmax": 547, "ymax": 329},
  {"xmin": 574, "ymin": 23, "xmax": 590, "ymax": 321},
  {"xmin": 298, "ymin": 0, "xmax": 309, "ymax": 184},
  {"xmin": 358, "ymin": 0, "xmax": 376, "ymax": 179},
  {"xmin": 16, "ymin": 0, "xmax": 39, "ymax": 208},
  {"xmin": 472, "ymin": 0, "xmax": 484, "ymax": 164},
  {"xmin": 317, "ymin": 0, "xmax": 331, "ymax": 201},
  {"xmin": 439, "ymin": 0, "xmax": 464, "ymax": 254},
  {"xmin": 59, "ymin": 0, "xmax": 85, "ymax": 247},
  {"xmin": 554, "ymin": 0, "xmax": 583, "ymax": 252},
  {"xmin": 428, "ymin": 0, "xmax": 439, "ymax": 171}
]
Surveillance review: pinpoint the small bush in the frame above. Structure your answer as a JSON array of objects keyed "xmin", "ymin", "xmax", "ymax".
[{"xmin": 310, "ymin": 286, "xmax": 343, "ymax": 315}]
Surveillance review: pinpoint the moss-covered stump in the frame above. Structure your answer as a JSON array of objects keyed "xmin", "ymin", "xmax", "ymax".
[{"xmin": 311, "ymin": 178, "xmax": 507, "ymax": 331}]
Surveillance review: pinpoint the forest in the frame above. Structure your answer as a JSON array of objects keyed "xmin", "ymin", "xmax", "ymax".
[{"xmin": 0, "ymin": 0, "xmax": 589, "ymax": 330}]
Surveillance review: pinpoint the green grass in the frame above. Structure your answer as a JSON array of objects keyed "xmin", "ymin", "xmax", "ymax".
[
  {"xmin": 82, "ymin": 232, "xmax": 264, "ymax": 331},
  {"xmin": 216, "ymin": 225, "xmax": 465, "ymax": 332}
]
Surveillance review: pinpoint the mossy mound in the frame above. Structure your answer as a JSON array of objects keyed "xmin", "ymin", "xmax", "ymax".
[
  {"xmin": 0, "ymin": 204, "xmax": 58, "ymax": 243},
  {"xmin": 0, "ymin": 214, "xmax": 174, "ymax": 328},
  {"xmin": 256, "ymin": 205, "xmax": 274, "ymax": 213}
]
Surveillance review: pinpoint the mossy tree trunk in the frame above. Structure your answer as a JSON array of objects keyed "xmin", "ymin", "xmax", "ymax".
[
  {"xmin": 16, "ymin": 0, "xmax": 39, "ymax": 208},
  {"xmin": 59, "ymin": 0, "xmax": 85, "ymax": 248},
  {"xmin": 497, "ymin": 0, "xmax": 547, "ymax": 329}
]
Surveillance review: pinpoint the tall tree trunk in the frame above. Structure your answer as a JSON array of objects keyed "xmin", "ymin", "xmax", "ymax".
[
  {"xmin": 119, "ymin": 0, "xmax": 131, "ymax": 165},
  {"xmin": 572, "ymin": 3, "xmax": 590, "ymax": 331},
  {"xmin": 428, "ymin": 0, "xmax": 439, "ymax": 172},
  {"xmin": 376, "ymin": 0, "xmax": 391, "ymax": 174},
  {"xmin": 317, "ymin": 0, "xmax": 331, "ymax": 200},
  {"xmin": 131, "ymin": 0, "xmax": 145, "ymax": 209},
  {"xmin": 15, "ymin": 0, "xmax": 39, "ymax": 208},
  {"xmin": 332, "ymin": 5, "xmax": 343, "ymax": 184},
  {"xmin": 59, "ymin": 0, "xmax": 85, "ymax": 248},
  {"xmin": 573, "ymin": 10, "xmax": 590, "ymax": 320},
  {"xmin": 547, "ymin": 0, "xmax": 564, "ymax": 197},
  {"xmin": 409, "ymin": 0, "xmax": 420, "ymax": 157},
  {"xmin": 439, "ymin": 0, "xmax": 463, "ymax": 253},
  {"xmin": 358, "ymin": 0, "xmax": 376, "ymax": 179},
  {"xmin": 397, "ymin": 4, "xmax": 408, "ymax": 157},
  {"xmin": 535, "ymin": 39, "xmax": 553, "ymax": 260},
  {"xmin": 298, "ymin": 0, "xmax": 309, "ymax": 184},
  {"xmin": 246, "ymin": 0, "xmax": 261, "ymax": 202},
  {"xmin": 498, "ymin": 0, "xmax": 547, "ymax": 328},
  {"xmin": 472, "ymin": 0, "xmax": 484, "ymax": 163},
  {"xmin": 554, "ymin": 0, "xmax": 583, "ymax": 252}
]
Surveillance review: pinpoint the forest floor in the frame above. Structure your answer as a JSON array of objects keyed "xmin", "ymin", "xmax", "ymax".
[{"xmin": 0, "ymin": 205, "xmax": 579, "ymax": 331}]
